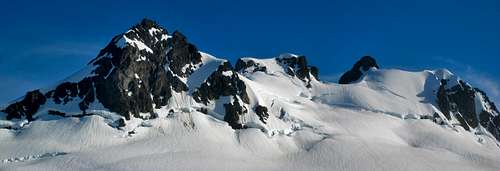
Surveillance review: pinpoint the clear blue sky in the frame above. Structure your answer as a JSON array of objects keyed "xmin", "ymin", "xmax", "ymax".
[{"xmin": 0, "ymin": 0, "xmax": 499, "ymax": 104}]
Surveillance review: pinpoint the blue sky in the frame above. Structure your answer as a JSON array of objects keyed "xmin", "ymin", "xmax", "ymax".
[{"xmin": 0, "ymin": 0, "xmax": 499, "ymax": 104}]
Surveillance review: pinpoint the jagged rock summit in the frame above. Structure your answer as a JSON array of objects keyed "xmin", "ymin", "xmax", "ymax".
[
  {"xmin": 2, "ymin": 18, "xmax": 201, "ymax": 121},
  {"xmin": 435, "ymin": 70, "xmax": 500, "ymax": 140},
  {"xmin": 0, "ymin": 18, "xmax": 320, "ymax": 130}
]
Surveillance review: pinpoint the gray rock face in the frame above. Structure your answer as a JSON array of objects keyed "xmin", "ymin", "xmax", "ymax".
[
  {"xmin": 192, "ymin": 61, "xmax": 251, "ymax": 128},
  {"xmin": 436, "ymin": 79, "xmax": 500, "ymax": 141},
  {"xmin": 2, "ymin": 90, "xmax": 46, "ymax": 121},
  {"xmin": 338, "ymin": 56, "xmax": 379, "ymax": 84},
  {"xmin": 254, "ymin": 105, "xmax": 269, "ymax": 124},
  {"xmin": 88, "ymin": 18, "xmax": 197, "ymax": 119},
  {"xmin": 1, "ymin": 19, "xmax": 202, "ymax": 121},
  {"xmin": 224, "ymin": 99, "xmax": 248, "ymax": 129},
  {"xmin": 44, "ymin": 77, "xmax": 95, "ymax": 113},
  {"xmin": 275, "ymin": 55, "xmax": 320, "ymax": 87},
  {"xmin": 168, "ymin": 31, "xmax": 203, "ymax": 77},
  {"xmin": 235, "ymin": 59, "xmax": 267, "ymax": 73}
]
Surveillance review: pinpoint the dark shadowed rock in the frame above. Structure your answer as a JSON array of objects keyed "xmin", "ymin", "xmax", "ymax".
[
  {"xmin": 224, "ymin": 99, "xmax": 248, "ymax": 129},
  {"xmin": 447, "ymin": 81, "xmax": 477, "ymax": 129},
  {"xmin": 111, "ymin": 118, "xmax": 126, "ymax": 128},
  {"xmin": 310, "ymin": 66, "xmax": 319, "ymax": 80},
  {"xmin": 77, "ymin": 77, "xmax": 95, "ymax": 112},
  {"xmin": 235, "ymin": 59, "xmax": 267, "ymax": 73},
  {"xmin": 192, "ymin": 61, "xmax": 251, "ymax": 128},
  {"xmin": 275, "ymin": 55, "xmax": 319, "ymax": 87},
  {"xmin": 474, "ymin": 88, "xmax": 500, "ymax": 140},
  {"xmin": 437, "ymin": 80, "xmax": 452, "ymax": 120},
  {"xmin": 168, "ymin": 31, "xmax": 203, "ymax": 77},
  {"xmin": 435, "ymin": 79, "xmax": 500, "ymax": 140},
  {"xmin": 89, "ymin": 18, "xmax": 173, "ymax": 119},
  {"xmin": 193, "ymin": 62, "xmax": 250, "ymax": 105},
  {"xmin": 48, "ymin": 110, "xmax": 66, "ymax": 117},
  {"xmin": 339, "ymin": 56, "xmax": 379, "ymax": 84},
  {"xmin": 2, "ymin": 90, "xmax": 46, "ymax": 121},
  {"xmin": 254, "ymin": 105, "xmax": 269, "ymax": 124}
]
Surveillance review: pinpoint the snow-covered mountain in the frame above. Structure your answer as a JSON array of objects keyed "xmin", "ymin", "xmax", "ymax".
[{"xmin": 1, "ymin": 19, "xmax": 499, "ymax": 171}]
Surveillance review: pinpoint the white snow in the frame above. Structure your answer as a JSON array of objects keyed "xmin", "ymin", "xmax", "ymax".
[
  {"xmin": 117, "ymin": 35, "xmax": 153, "ymax": 54},
  {"xmin": 222, "ymin": 70, "xmax": 233, "ymax": 77},
  {"xmin": 278, "ymin": 53, "xmax": 299, "ymax": 58},
  {"xmin": 161, "ymin": 34, "xmax": 171, "ymax": 41},
  {"xmin": 432, "ymin": 68, "xmax": 460, "ymax": 88},
  {"xmin": 148, "ymin": 28, "xmax": 161, "ymax": 36},
  {"xmin": 180, "ymin": 64, "xmax": 191, "ymax": 74},
  {"xmin": 136, "ymin": 55, "xmax": 147, "ymax": 62}
]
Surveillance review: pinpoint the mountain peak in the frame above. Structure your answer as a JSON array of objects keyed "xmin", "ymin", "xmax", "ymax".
[
  {"xmin": 1, "ymin": 19, "xmax": 203, "ymax": 121},
  {"xmin": 338, "ymin": 55, "xmax": 379, "ymax": 84},
  {"xmin": 138, "ymin": 18, "xmax": 158, "ymax": 28},
  {"xmin": 356, "ymin": 56, "xmax": 379, "ymax": 71}
]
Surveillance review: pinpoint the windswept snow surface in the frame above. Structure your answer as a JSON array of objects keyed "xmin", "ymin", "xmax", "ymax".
[{"xmin": 1, "ymin": 53, "xmax": 500, "ymax": 171}]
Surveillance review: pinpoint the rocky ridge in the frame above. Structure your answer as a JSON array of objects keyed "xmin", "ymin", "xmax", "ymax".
[{"xmin": 1, "ymin": 19, "xmax": 499, "ymax": 144}]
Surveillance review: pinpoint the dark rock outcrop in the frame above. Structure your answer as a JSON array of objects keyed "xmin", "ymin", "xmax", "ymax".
[
  {"xmin": 474, "ymin": 88, "xmax": 500, "ymax": 140},
  {"xmin": 47, "ymin": 110, "xmax": 94, "ymax": 118},
  {"xmin": 339, "ymin": 56, "xmax": 379, "ymax": 84},
  {"xmin": 87, "ymin": 18, "xmax": 187, "ymax": 119},
  {"xmin": 235, "ymin": 59, "xmax": 267, "ymax": 73},
  {"xmin": 43, "ymin": 77, "xmax": 96, "ymax": 113},
  {"xmin": 193, "ymin": 62, "xmax": 249, "ymax": 105},
  {"xmin": 435, "ymin": 79, "xmax": 500, "ymax": 140},
  {"xmin": 436, "ymin": 80, "xmax": 452, "ymax": 120},
  {"xmin": 275, "ymin": 55, "xmax": 319, "ymax": 87},
  {"xmin": 192, "ymin": 61, "xmax": 251, "ymax": 128},
  {"xmin": 168, "ymin": 31, "xmax": 203, "ymax": 77},
  {"xmin": 224, "ymin": 99, "xmax": 248, "ymax": 129},
  {"xmin": 254, "ymin": 105, "xmax": 270, "ymax": 124},
  {"xmin": 2, "ymin": 90, "xmax": 47, "ymax": 121}
]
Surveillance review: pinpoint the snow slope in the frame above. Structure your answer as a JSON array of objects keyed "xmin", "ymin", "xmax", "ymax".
[
  {"xmin": 1, "ymin": 53, "xmax": 500, "ymax": 171},
  {"xmin": 313, "ymin": 69, "xmax": 441, "ymax": 118}
]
